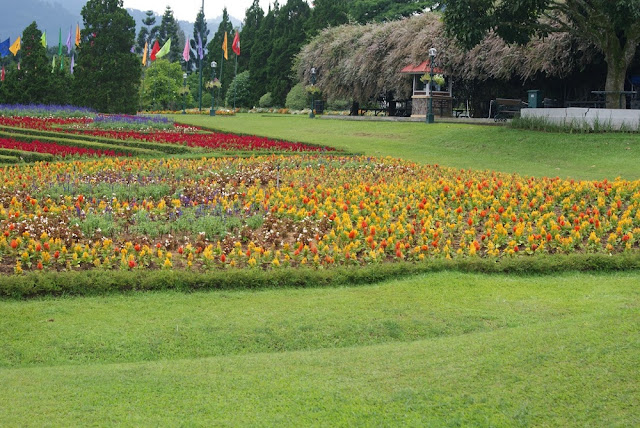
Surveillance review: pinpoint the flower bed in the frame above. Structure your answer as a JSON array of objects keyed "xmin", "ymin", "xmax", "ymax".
[
  {"xmin": 0, "ymin": 115, "xmax": 336, "ymax": 153},
  {"xmin": 1, "ymin": 155, "xmax": 638, "ymax": 274},
  {"xmin": 0, "ymin": 137, "xmax": 125, "ymax": 158}
]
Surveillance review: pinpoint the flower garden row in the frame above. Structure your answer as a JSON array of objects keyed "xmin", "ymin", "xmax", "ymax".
[
  {"xmin": 1, "ymin": 155, "xmax": 638, "ymax": 274},
  {"xmin": 0, "ymin": 115, "xmax": 336, "ymax": 162}
]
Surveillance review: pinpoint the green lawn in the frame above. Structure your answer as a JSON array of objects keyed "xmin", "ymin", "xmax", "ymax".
[
  {"xmin": 1, "ymin": 271, "xmax": 638, "ymax": 426},
  {"xmin": 170, "ymin": 113, "xmax": 640, "ymax": 181},
  {"xmin": 2, "ymin": 115, "xmax": 639, "ymax": 425}
]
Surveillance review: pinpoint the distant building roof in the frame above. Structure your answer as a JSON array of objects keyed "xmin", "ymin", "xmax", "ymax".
[{"xmin": 400, "ymin": 60, "xmax": 444, "ymax": 74}]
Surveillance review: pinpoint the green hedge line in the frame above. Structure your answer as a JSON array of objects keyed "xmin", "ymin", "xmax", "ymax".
[
  {"xmin": 0, "ymin": 147, "xmax": 54, "ymax": 162},
  {"xmin": 0, "ymin": 125, "xmax": 191, "ymax": 155},
  {"xmin": 2, "ymin": 252, "xmax": 639, "ymax": 299},
  {"xmin": 0, "ymin": 154, "xmax": 20, "ymax": 164},
  {"xmin": 0, "ymin": 130, "xmax": 161, "ymax": 157}
]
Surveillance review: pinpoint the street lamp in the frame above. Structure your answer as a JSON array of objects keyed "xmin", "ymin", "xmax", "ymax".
[
  {"xmin": 309, "ymin": 67, "xmax": 317, "ymax": 119},
  {"xmin": 426, "ymin": 47, "xmax": 437, "ymax": 124},
  {"xmin": 210, "ymin": 61, "xmax": 217, "ymax": 116},
  {"xmin": 182, "ymin": 72, "xmax": 188, "ymax": 114}
]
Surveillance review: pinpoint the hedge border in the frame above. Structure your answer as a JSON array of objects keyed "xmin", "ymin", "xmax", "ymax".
[
  {"xmin": 0, "ymin": 130, "xmax": 161, "ymax": 157},
  {"xmin": 2, "ymin": 251, "xmax": 639, "ymax": 299}
]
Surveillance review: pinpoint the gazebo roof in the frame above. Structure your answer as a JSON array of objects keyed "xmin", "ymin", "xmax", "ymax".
[{"xmin": 400, "ymin": 60, "xmax": 444, "ymax": 74}]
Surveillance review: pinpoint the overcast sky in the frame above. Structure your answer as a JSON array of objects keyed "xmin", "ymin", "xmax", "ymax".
[{"xmin": 122, "ymin": 0, "xmax": 272, "ymax": 22}]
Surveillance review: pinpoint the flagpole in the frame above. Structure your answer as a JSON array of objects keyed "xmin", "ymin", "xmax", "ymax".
[
  {"xmin": 220, "ymin": 51, "xmax": 224, "ymax": 106},
  {"xmin": 233, "ymin": 53, "xmax": 238, "ymax": 110},
  {"xmin": 198, "ymin": 0, "xmax": 204, "ymax": 111}
]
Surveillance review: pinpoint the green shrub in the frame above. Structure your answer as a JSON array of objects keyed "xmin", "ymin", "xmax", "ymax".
[
  {"xmin": 285, "ymin": 83, "xmax": 310, "ymax": 110},
  {"xmin": 225, "ymin": 71, "xmax": 253, "ymax": 108},
  {"xmin": 327, "ymin": 98, "xmax": 350, "ymax": 111},
  {"xmin": 259, "ymin": 92, "xmax": 274, "ymax": 108}
]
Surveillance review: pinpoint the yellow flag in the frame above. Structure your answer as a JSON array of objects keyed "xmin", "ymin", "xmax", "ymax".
[
  {"xmin": 75, "ymin": 24, "xmax": 81, "ymax": 47},
  {"xmin": 9, "ymin": 36, "xmax": 20, "ymax": 55},
  {"xmin": 222, "ymin": 32, "xmax": 228, "ymax": 60},
  {"xmin": 142, "ymin": 41, "xmax": 148, "ymax": 66}
]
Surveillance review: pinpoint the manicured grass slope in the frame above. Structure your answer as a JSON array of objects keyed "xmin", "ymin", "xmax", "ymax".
[
  {"xmin": 169, "ymin": 114, "xmax": 640, "ymax": 181},
  {"xmin": 1, "ymin": 271, "xmax": 639, "ymax": 425}
]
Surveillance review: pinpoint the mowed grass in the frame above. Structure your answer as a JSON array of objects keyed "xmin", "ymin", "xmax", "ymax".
[
  {"xmin": 1, "ymin": 271, "xmax": 639, "ymax": 426},
  {"xmin": 170, "ymin": 113, "xmax": 640, "ymax": 181},
  {"xmin": 2, "ymin": 115, "xmax": 640, "ymax": 425}
]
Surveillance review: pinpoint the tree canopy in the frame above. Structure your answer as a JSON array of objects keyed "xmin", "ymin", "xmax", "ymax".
[
  {"xmin": 74, "ymin": 0, "xmax": 141, "ymax": 113},
  {"xmin": 442, "ymin": 0, "xmax": 640, "ymax": 107},
  {"xmin": 296, "ymin": 13, "xmax": 599, "ymax": 103}
]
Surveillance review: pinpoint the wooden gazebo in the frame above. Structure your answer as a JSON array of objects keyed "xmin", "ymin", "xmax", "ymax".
[{"xmin": 400, "ymin": 60, "xmax": 453, "ymax": 117}]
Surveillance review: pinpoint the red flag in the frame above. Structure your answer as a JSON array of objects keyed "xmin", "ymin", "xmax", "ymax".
[
  {"xmin": 232, "ymin": 31, "xmax": 240, "ymax": 56},
  {"xmin": 1, "ymin": 66, "xmax": 4, "ymax": 82},
  {"xmin": 150, "ymin": 40, "xmax": 160, "ymax": 61}
]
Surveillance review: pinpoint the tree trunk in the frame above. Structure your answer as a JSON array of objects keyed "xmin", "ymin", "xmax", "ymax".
[{"xmin": 604, "ymin": 56, "xmax": 628, "ymax": 109}]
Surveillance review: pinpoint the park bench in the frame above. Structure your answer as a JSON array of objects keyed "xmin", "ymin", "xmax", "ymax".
[{"xmin": 491, "ymin": 98, "xmax": 527, "ymax": 121}]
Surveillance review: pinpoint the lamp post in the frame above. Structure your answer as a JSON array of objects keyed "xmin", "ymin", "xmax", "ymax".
[
  {"xmin": 309, "ymin": 67, "xmax": 317, "ymax": 119},
  {"xmin": 426, "ymin": 47, "xmax": 437, "ymax": 124},
  {"xmin": 182, "ymin": 72, "xmax": 187, "ymax": 114},
  {"xmin": 210, "ymin": 61, "xmax": 217, "ymax": 116}
]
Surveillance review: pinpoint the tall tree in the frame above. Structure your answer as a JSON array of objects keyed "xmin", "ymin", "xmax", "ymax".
[
  {"xmin": 3, "ymin": 22, "xmax": 68, "ymax": 104},
  {"xmin": 188, "ymin": 8, "xmax": 209, "ymax": 72},
  {"xmin": 74, "ymin": 0, "xmax": 141, "ymax": 113},
  {"xmin": 267, "ymin": 0, "xmax": 310, "ymax": 105},
  {"xmin": 239, "ymin": 0, "xmax": 264, "ymax": 72},
  {"xmin": 308, "ymin": 0, "xmax": 348, "ymax": 36},
  {"xmin": 157, "ymin": 6, "xmax": 181, "ymax": 62},
  {"xmin": 249, "ymin": 3, "xmax": 277, "ymax": 103},
  {"xmin": 136, "ymin": 10, "xmax": 159, "ymax": 55},
  {"xmin": 348, "ymin": 0, "xmax": 437, "ymax": 24},
  {"xmin": 442, "ymin": 0, "xmax": 640, "ymax": 108},
  {"xmin": 207, "ymin": 8, "xmax": 234, "ymax": 102}
]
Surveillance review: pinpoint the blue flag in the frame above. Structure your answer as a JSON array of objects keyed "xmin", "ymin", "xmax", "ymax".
[
  {"xmin": 197, "ymin": 33, "xmax": 203, "ymax": 60},
  {"xmin": 0, "ymin": 38, "xmax": 10, "ymax": 58}
]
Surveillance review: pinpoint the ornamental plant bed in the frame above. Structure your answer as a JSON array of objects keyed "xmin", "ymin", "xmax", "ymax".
[
  {"xmin": 1, "ymin": 155, "xmax": 638, "ymax": 276},
  {"xmin": 0, "ymin": 116, "xmax": 337, "ymax": 154}
]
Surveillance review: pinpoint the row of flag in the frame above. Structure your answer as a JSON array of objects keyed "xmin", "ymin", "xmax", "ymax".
[
  {"xmin": 1, "ymin": 26, "xmax": 242, "ymax": 82},
  {"xmin": 141, "ymin": 30, "xmax": 240, "ymax": 67},
  {"xmin": 0, "ymin": 24, "xmax": 81, "ymax": 80}
]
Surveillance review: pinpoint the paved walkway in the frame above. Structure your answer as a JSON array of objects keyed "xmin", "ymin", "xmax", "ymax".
[{"xmin": 319, "ymin": 115, "xmax": 501, "ymax": 125}]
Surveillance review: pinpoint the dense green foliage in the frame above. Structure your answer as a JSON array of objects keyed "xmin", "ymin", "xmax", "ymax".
[
  {"xmin": 140, "ymin": 59, "xmax": 191, "ymax": 111},
  {"xmin": 259, "ymin": 92, "xmax": 274, "ymax": 107},
  {"xmin": 284, "ymin": 83, "xmax": 309, "ymax": 110},
  {"xmin": 350, "ymin": 0, "xmax": 437, "ymax": 24},
  {"xmin": 0, "ymin": 22, "xmax": 70, "ymax": 105},
  {"xmin": 224, "ymin": 71, "xmax": 252, "ymax": 108},
  {"xmin": 442, "ymin": 0, "xmax": 640, "ymax": 108},
  {"xmin": 74, "ymin": 0, "xmax": 140, "ymax": 113}
]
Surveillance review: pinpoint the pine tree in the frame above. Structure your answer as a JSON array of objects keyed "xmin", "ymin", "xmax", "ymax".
[
  {"xmin": 267, "ymin": 0, "xmax": 310, "ymax": 105},
  {"xmin": 136, "ymin": 10, "xmax": 159, "ymax": 55},
  {"xmin": 158, "ymin": 7, "xmax": 181, "ymax": 62},
  {"xmin": 207, "ymin": 8, "xmax": 234, "ymax": 103},
  {"xmin": 74, "ymin": 0, "xmax": 141, "ymax": 113},
  {"xmin": 188, "ymin": 8, "xmax": 209, "ymax": 72},
  {"xmin": 239, "ymin": 0, "xmax": 264, "ymax": 73},
  {"xmin": 6, "ymin": 22, "xmax": 69, "ymax": 104},
  {"xmin": 249, "ymin": 3, "xmax": 277, "ymax": 103},
  {"xmin": 308, "ymin": 0, "xmax": 348, "ymax": 36}
]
